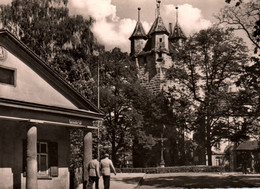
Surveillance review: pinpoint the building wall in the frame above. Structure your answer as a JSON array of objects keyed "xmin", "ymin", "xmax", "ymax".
[
  {"xmin": 0, "ymin": 47, "xmax": 77, "ymax": 109},
  {"xmin": 0, "ymin": 120, "xmax": 70, "ymax": 189},
  {"xmin": 137, "ymin": 50, "xmax": 173, "ymax": 94},
  {"xmin": 131, "ymin": 39, "xmax": 146, "ymax": 55},
  {"xmin": 151, "ymin": 34, "xmax": 169, "ymax": 50}
]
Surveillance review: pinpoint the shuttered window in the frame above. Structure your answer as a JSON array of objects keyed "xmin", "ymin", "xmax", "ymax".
[
  {"xmin": 37, "ymin": 142, "xmax": 48, "ymax": 175},
  {"xmin": 23, "ymin": 140, "xmax": 58, "ymax": 177}
]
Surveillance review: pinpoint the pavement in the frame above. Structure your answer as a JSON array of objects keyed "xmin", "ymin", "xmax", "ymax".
[
  {"xmin": 104, "ymin": 172, "xmax": 260, "ymax": 189},
  {"xmin": 138, "ymin": 172, "xmax": 260, "ymax": 189},
  {"xmin": 100, "ymin": 173, "xmax": 145, "ymax": 189}
]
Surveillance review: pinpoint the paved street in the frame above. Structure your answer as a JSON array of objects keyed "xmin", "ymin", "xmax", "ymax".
[
  {"xmin": 107, "ymin": 172, "xmax": 260, "ymax": 189},
  {"xmin": 103, "ymin": 173, "xmax": 145, "ymax": 189},
  {"xmin": 138, "ymin": 173, "xmax": 260, "ymax": 189}
]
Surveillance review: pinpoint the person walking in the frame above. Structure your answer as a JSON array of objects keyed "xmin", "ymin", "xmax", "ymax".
[
  {"xmin": 87, "ymin": 154, "xmax": 100, "ymax": 189},
  {"xmin": 100, "ymin": 153, "xmax": 116, "ymax": 189}
]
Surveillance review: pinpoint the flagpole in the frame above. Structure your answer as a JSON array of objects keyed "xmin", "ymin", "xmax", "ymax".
[
  {"xmin": 93, "ymin": 50, "xmax": 100, "ymax": 160},
  {"xmin": 97, "ymin": 58, "xmax": 100, "ymax": 109}
]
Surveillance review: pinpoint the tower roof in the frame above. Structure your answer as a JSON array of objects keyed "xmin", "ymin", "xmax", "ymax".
[
  {"xmin": 169, "ymin": 7, "xmax": 186, "ymax": 40},
  {"xmin": 147, "ymin": 0, "xmax": 169, "ymax": 36},
  {"xmin": 148, "ymin": 16, "xmax": 169, "ymax": 36},
  {"xmin": 129, "ymin": 8, "xmax": 147, "ymax": 40},
  {"xmin": 169, "ymin": 24, "xmax": 186, "ymax": 40}
]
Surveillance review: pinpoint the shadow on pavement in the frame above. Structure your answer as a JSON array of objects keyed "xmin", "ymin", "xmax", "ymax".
[
  {"xmin": 140, "ymin": 175, "xmax": 258, "ymax": 188},
  {"xmin": 112, "ymin": 177, "xmax": 143, "ymax": 184}
]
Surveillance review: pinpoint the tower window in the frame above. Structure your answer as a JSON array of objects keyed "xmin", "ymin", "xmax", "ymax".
[
  {"xmin": 159, "ymin": 38, "xmax": 163, "ymax": 42},
  {"xmin": 0, "ymin": 66, "xmax": 15, "ymax": 86}
]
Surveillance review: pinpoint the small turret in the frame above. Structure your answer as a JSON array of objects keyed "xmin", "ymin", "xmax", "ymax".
[
  {"xmin": 169, "ymin": 7, "xmax": 186, "ymax": 45},
  {"xmin": 147, "ymin": 0, "xmax": 169, "ymax": 37},
  {"xmin": 144, "ymin": 0, "xmax": 169, "ymax": 53},
  {"xmin": 129, "ymin": 8, "xmax": 147, "ymax": 56}
]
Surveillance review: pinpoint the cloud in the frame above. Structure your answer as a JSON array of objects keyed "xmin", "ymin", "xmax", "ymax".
[
  {"xmin": 0, "ymin": 0, "xmax": 12, "ymax": 5},
  {"xmin": 69, "ymin": 0, "xmax": 211, "ymax": 52},
  {"xmin": 70, "ymin": 0, "xmax": 118, "ymax": 21},
  {"xmin": 69, "ymin": 0, "xmax": 143, "ymax": 52},
  {"xmin": 163, "ymin": 4, "xmax": 212, "ymax": 36}
]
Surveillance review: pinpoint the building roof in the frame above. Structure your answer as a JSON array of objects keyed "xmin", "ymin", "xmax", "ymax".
[
  {"xmin": 147, "ymin": 15, "xmax": 169, "ymax": 36},
  {"xmin": 0, "ymin": 29, "xmax": 103, "ymax": 115},
  {"xmin": 129, "ymin": 21, "xmax": 147, "ymax": 40},
  {"xmin": 236, "ymin": 140, "xmax": 259, "ymax": 151},
  {"xmin": 129, "ymin": 8, "xmax": 147, "ymax": 40},
  {"xmin": 147, "ymin": 1, "xmax": 168, "ymax": 36},
  {"xmin": 169, "ymin": 7, "xmax": 186, "ymax": 40},
  {"xmin": 169, "ymin": 23, "xmax": 186, "ymax": 40}
]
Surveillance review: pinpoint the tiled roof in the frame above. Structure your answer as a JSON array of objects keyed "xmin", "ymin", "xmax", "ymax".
[
  {"xmin": 129, "ymin": 21, "xmax": 147, "ymax": 40},
  {"xmin": 236, "ymin": 140, "xmax": 259, "ymax": 151},
  {"xmin": 147, "ymin": 15, "xmax": 169, "ymax": 36},
  {"xmin": 169, "ymin": 23, "xmax": 186, "ymax": 40}
]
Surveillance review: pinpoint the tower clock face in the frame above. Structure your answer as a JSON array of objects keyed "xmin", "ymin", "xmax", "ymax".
[{"xmin": 0, "ymin": 46, "xmax": 7, "ymax": 61}]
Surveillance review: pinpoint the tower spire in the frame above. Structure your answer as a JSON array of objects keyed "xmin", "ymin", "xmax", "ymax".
[
  {"xmin": 156, "ymin": 0, "xmax": 161, "ymax": 17},
  {"xmin": 138, "ymin": 7, "xmax": 141, "ymax": 22},
  {"xmin": 176, "ymin": 6, "xmax": 179, "ymax": 25},
  {"xmin": 169, "ymin": 6, "xmax": 186, "ymax": 42}
]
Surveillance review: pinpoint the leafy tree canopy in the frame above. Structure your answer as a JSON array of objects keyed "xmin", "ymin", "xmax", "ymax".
[{"xmin": 167, "ymin": 26, "xmax": 249, "ymax": 165}]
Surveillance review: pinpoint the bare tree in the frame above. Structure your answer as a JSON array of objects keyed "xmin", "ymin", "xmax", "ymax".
[{"xmin": 216, "ymin": 0, "xmax": 260, "ymax": 53}]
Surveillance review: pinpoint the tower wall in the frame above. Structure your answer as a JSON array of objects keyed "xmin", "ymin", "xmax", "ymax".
[
  {"xmin": 131, "ymin": 38, "xmax": 146, "ymax": 55},
  {"xmin": 151, "ymin": 34, "xmax": 169, "ymax": 51},
  {"xmin": 136, "ymin": 52, "xmax": 173, "ymax": 94}
]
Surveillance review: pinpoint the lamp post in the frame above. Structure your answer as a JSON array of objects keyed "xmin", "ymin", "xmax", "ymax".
[{"xmin": 160, "ymin": 125, "xmax": 166, "ymax": 167}]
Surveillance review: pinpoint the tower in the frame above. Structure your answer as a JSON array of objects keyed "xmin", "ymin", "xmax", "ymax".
[
  {"xmin": 129, "ymin": 8, "xmax": 147, "ymax": 56},
  {"xmin": 169, "ymin": 7, "xmax": 187, "ymax": 47},
  {"xmin": 143, "ymin": 0, "xmax": 172, "ymax": 68},
  {"xmin": 129, "ymin": 1, "xmax": 186, "ymax": 94}
]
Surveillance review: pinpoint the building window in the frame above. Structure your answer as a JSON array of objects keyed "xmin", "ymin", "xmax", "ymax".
[
  {"xmin": 37, "ymin": 142, "xmax": 48, "ymax": 175},
  {"xmin": 23, "ymin": 140, "xmax": 58, "ymax": 177},
  {"xmin": 0, "ymin": 66, "xmax": 15, "ymax": 86},
  {"xmin": 215, "ymin": 157, "xmax": 221, "ymax": 166},
  {"xmin": 159, "ymin": 38, "xmax": 163, "ymax": 42}
]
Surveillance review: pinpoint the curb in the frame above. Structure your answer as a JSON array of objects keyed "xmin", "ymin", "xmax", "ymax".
[{"xmin": 134, "ymin": 173, "xmax": 146, "ymax": 189}]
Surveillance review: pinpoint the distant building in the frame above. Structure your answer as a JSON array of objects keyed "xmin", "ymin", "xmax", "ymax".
[
  {"xmin": 129, "ymin": 1, "xmax": 186, "ymax": 94},
  {"xmin": 0, "ymin": 29, "xmax": 103, "ymax": 189}
]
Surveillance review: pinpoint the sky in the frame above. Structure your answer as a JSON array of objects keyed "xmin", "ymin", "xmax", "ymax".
[
  {"xmin": 68, "ymin": 0, "xmax": 231, "ymax": 52},
  {"xmin": 1, "ymin": 0, "xmax": 231, "ymax": 52}
]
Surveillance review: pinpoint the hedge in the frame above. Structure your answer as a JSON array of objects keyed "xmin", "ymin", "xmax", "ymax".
[{"xmin": 116, "ymin": 165, "xmax": 225, "ymax": 174}]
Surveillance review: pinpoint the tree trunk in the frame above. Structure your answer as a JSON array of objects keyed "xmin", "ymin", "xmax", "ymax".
[
  {"xmin": 111, "ymin": 129, "xmax": 117, "ymax": 165},
  {"xmin": 206, "ymin": 114, "xmax": 212, "ymax": 166}
]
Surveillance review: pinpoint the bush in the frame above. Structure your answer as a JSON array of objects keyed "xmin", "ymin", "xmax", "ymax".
[{"xmin": 116, "ymin": 165, "xmax": 224, "ymax": 174}]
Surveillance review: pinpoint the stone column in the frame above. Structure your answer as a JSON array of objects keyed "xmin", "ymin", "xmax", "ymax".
[
  {"xmin": 26, "ymin": 126, "xmax": 38, "ymax": 189},
  {"xmin": 83, "ymin": 132, "xmax": 92, "ymax": 183}
]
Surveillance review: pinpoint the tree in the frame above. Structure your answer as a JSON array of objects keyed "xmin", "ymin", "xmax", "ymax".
[
  {"xmin": 219, "ymin": 0, "xmax": 260, "ymax": 148},
  {"xmin": 0, "ymin": 1, "xmax": 104, "ymax": 188},
  {"xmin": 167, "ymin": 26, "xmax": 249, "ymax": 165},
  {"xmin": 96, "ymin": 48, "xmax": 182, "ymax": 167},
  {"xmin": 235, "ymin": 57, "xmax": 260, "ymax": 136},
  {"xmin": 0, "ymin": 0, "xmax": 103, "ymax": 99},
  {"xmin": 217, "ymin": 0, "xmax": 260, "ymax": 53},
  {"xmin": 97, "ymin": 47, "xmax": 150, "ymax": 166}
]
